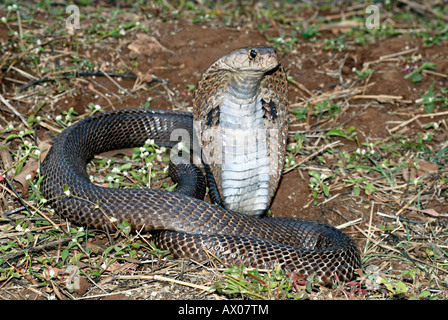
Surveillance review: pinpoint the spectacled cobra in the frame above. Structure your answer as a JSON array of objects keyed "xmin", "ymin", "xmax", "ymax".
[{"xmin": 41, "ymin": 47, "xmax": 361, "ymax": 285}]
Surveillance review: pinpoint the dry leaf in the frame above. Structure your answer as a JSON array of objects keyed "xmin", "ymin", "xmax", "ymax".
[
  {"xmin": 0, "ymin": 147, "xmax": 14, "ymax": 180},
  {"xmin": 73, "ymin": 276, "xmax": 90, "ymax": 295},
  {"xmin": 13, "ymin": 157, "xmax": 38, "ymax": 196},
  {"xmin": 14, "ymin": 141, "xmax": 52, "ymax": 196},
  {"xmin": 402, "ymin": 167, "xmax": 417, "ymax": 182},
  {"xmin": 406, "ymin": 205, "xmax": 439, "ymax": 217},
  {"xmin": 417, "ymin": 160, "xmax": 439, "ymax": 175},
  {"xmin": 106, "ymin": 261, "xmax": 138, "ymax": 274},
  {"xmin": 127, "ymin": 33, "xmax": 172, "ymax": 58}
]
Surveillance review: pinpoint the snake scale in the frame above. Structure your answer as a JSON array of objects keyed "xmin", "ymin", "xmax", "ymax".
[{"xmin": 41, "ymin": 47, "xmax": 361, "ymax": 285}]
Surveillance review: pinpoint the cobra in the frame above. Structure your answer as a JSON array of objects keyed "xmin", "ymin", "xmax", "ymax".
[{"xmin": 41, "ymin": 47, "xmax": 361, "ymax": 285}]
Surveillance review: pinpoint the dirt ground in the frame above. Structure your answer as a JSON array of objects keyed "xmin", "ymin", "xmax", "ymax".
[{"xmin": 1, "ymin": 1, "xmax": 447, "ymax": 300}]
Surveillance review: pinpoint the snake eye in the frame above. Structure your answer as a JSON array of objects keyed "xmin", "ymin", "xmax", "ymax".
[{"xmin": 249, "ymin": 49, "xmax": 257, "ymax": 59}]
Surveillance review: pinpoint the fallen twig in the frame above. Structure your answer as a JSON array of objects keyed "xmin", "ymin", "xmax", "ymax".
[
  {"xmin": 0, "ymin": 93, "xmax": 28, "ymax": 126},
  {"xmin": 389, "ymin": 110, "xmax": 448, "ymax": 133},
  {"xmin": 113, "ymin": 274, "xmax": 214, "ymax": 292},
  {"xmin": 18, "ymin": 71, "xmax": 138, "ymax": 92}
]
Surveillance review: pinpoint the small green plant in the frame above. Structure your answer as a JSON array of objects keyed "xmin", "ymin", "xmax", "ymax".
[
  {"xmin": 417, "ymin": 82, "xmax": 447, "ymax": 113},
  {"xmin": 291, "ymin": 100, "xmax": 341, "ymax": 121},
  {"xmin": 323, "ymin": 35, "xmax": 346, "ymax": 51},
  {"xmin": 214, "ymin": 265, "xmax": 304, "ymax": 299},
  {"xmin": 308, "ymin": 171, "xmax": 332, "ymax": 204},
  {"xmin": 404, "ymin": 62, "xmax": 435, "ymax": 83},
  {"xmin": 352, "ymin": 67, "xmax": 374, "ymax": 80},
  {"xmin": 266, "ymin": 30, "xmax": 299, "ymax": 53},
  {"xmin": 54, "ymin": 107, "xmax": 78, "ymax": 127},
  {"xmin": 302, "ymin": 25, "xmax": 320, "ymax": 39},
  {"xmin": 325, "ymin": 126, "xmax": 357, "ymax": 141},
  {"xmin": 285, "ymin": 133, "xmax": 306, "ymax": 169}
]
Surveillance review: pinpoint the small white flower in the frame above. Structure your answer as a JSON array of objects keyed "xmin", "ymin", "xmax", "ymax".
[
  {"xmin": 1, "ymin": 17, "xmax": 7, "ymax": 23},
  {"xmin": 55, "ymin": 115, "xmax": 62, "ymax": 121},
  {"xmin": 64, "ymin": 189, "xmax": 71, "ymax": 196},
  {"xmin": 139, "ymin": 147, "xmax": 146, "ymax": 153},
  {"xmin": 48, "ymin": 269, "xmax": 56, "ymax": 278},
  {"xmin": 112, "ymin": 167, "xmax": 120, "ymax": 173},
  {"xmin": 78, "ymin": 227, "xmax": 84, "ymax": 232},
  {"xmin": 123, "ymin": 171, "xmax": 128, "ymax": 176},
  {"xmin": 177, "ymin": 142, "xmax": 185, "ymax": 150},
  {"xmin": 95, "ymin": 104, "xmax": 102, "ymax": 110},
  {"xmin": 107, "ymin": 176, "xmax": 114, "ymax": 182},
  {"xmin": 352, "ymin": 67, "xmax": 357, "ymax": 72},
  {"xmin": 143, "ymin": 151, "xmax": 149, "ymax": 157},
  {"xmin": 145, "ymin": 139, "xmax": 155, "ymax": 145},
  {"xmin": 25, "ymin": 174, "xmax": 32, "ymax": 181},
  {"xmin": 155, "ymin": 148, "xmax": 162, "ymax": 154},
  {"xmin": 156, "ymin": 155, "xmax": 162, "ymax": 162},
  {"xmin": 36, "ymin": 116, "xmax": 42, "ymax": 121},
  {"xmin": 33, "ymin": 149, "xmax": 41, "ymax": 156},
  {"xmin": 160, "ymin": 147, "xmax": 166, "ymax": 153},
  {"xmin": 18, "ymin": 131, "xmax": 24, "ymax": 136},
  {"xmin": 119, "ymin": 29, "xmax": 126, "ymax": 36},
  {"xmin": 41, "ymin": 198, "xmax": 47, "ymax": 204}
]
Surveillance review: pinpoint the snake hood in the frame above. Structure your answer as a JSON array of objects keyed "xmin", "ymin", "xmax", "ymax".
[{"xmin": 193, "ymin": 47, "xmax": 289, "ymax": 216}]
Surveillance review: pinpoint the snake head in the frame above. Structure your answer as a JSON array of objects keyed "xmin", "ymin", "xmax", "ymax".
[{"xmin": 218, "ymin": 47, "xmax": 279, "ymax": 73}]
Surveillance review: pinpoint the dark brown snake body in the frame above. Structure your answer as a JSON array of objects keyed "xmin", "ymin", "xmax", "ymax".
[{"xmin": 41, "ymin": 47, "xmax": 361, "ymax": 285}]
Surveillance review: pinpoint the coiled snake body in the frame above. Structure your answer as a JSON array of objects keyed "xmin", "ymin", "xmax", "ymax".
[{"xmin": 41, "ymin": 47, "xmax": 360, "ymax": 285}]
